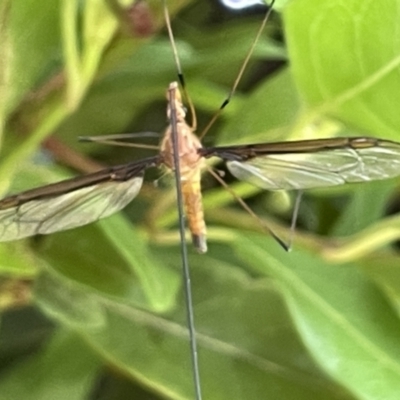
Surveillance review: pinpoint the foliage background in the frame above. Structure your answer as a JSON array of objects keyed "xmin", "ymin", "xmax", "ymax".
[{"xmin": 1, "ymin": 0, "xmax": 400, "ymax": 399}]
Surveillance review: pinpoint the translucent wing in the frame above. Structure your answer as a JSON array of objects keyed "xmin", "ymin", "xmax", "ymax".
[
  {"xmin": 0, "ymin": 157, "xmax": 159, "ymax": 241},
  {"xmin": 203, "ymin": 137, "xmax": 400, "ymax": 190}
]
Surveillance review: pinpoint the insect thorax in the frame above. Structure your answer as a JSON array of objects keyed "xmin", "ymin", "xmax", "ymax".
[{"xmin": 160, "ymin": 122, "xmax": 204, "ymax": 180}]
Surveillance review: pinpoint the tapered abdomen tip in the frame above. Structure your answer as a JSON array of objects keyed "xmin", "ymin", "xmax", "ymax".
[{"xmin": 192, "ymin": 234, "xmax": 207, "ymax": 254}]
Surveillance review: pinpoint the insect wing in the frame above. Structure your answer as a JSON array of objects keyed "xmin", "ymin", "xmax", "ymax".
[
  {"xmin": 0, "ymin": 155, "xmax": 161, "ymax": 242},
  {"xmin": 0, "ymin": 176, "xmax": 144, "ymax": 242},
  {"xmin": 226, "ymin": 139, "xmax": 400, "ymax": 190}
]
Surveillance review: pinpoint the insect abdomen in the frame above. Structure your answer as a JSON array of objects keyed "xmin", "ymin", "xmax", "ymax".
[{"xmin": 181, "ymin": 176, "xmax": 207, "ymax": 253}]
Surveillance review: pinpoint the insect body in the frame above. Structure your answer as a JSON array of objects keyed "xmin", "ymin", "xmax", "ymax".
[
  {"xmin": 2, "ymin": 81, "xmax": 400, "ymax": 251},
  {"xmin": 160, "ymin": 82, "xmax": 207, "ymax": 252},
  {"xmin": 0, "ymin": 82, "xmax": 207, "ymax": 251}
]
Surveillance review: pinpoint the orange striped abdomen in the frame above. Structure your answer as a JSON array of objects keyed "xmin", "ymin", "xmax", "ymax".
[{"xmin": 181, "ymin": 174, "xmax": 206, "ymax": 253}]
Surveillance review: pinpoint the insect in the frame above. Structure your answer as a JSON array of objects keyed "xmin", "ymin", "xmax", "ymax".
[
  {"xmin": 2, "ymin": 2, "xmax": 400, "ymax": 400},
  {"xmin": 1, "ymin": 78, "xmax": 400, "ymax": 251},
  {"xmin": 2, "ymin": 1, "xmax": 400, "ymax": 252}
]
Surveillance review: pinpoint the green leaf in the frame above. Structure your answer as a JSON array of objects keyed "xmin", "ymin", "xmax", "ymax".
[
  {"xmin": 218, "ymin": 68, "xmax": 300, "ymax": 144},
  {"xmin": 235, "ymin": 234, "xmax": 400, "ymax": 400},
  {"xmin": 0, "ymin": 329, "xmax": 101, "ymax": 400},
  {"xmin": 331, "ymin": 180, "xmax": 398, "ymax": 236},
  {"xmin": 5, "ymin": 0, "xmax": 61, "ymax": 116},
  {"xmin": 360, "ymin": 254, "xmax": 400, "ymax": 318},
  {"xmin": 284, "ymin": 0, "xmax": 400, "ymax": 140},
  {"xmin": 36, "ymin": 215, "xmax": 180, "ymax": 313},
  {"xmin": 0, "ymin": 242, "xmax": 38, "ymax": 276},
  {"xmin": 34, "ymin": 250, "xmax": 350, "ymax": 399}
]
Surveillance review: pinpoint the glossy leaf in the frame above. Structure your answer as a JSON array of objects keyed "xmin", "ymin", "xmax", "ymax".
[
  {"xmin": 235, "ymin": 234, "xmax": 400, "ymax": 400},
  {"xmin": 285, "ymin": 0, "xmax": 400, "ymax": 140}
]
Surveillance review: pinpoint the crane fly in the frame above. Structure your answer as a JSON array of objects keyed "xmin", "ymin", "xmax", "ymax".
[
  {"xmin": 1, "ymin": 81, "xmax": 400, "ymax": 252},
  {"xmin": 1, "ymin": 0, "xmax": 400, "ymax": 253},
  {"xmin": 2, "ymin": 3, "xmax": 400, "ymax": 399}
]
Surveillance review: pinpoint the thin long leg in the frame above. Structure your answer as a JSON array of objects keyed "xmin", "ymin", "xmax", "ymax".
[
  {"xmin": 163, "ymin": 0, "xmax": 197, "ymax": 131},
  {"xmin": 79, "ymin": 133, "xmax": 159, "ymax": 150},
  {"xmin": 207, "ymin": 165, "xmax": 295, "ymax": 252},
  {"xmin": 287, "ymin": 191, "xmax": 303, "ymax": 251},
  {"xmin": 199, "ymin": 0, "xmax": 276, "ymax": 140},
  {"xmin": 79, "ymin": 132, "xmax": 160, "ymax": 141},
  {"xmin": 168, "ymin": 84, "xmax": 202, "ymax": 400}
]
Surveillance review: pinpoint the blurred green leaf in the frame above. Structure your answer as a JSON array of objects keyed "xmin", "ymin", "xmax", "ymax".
[
  {"xmin": 361, "ymin": 254, "xmax": 400, "ymax": 317},
  {"xmin": 32, "ymin": 251, "xmax": 350, "ymax": 399},
  {"xmin": 36, "ymin": 217, "xmax": 180, "ymax": 313},
  {"xmin": 331, "ymin": 179, "xmax": 399, "ymax": 236},
  {"xmin": 0, "ymin": 329, "xmax": 101, "ymax": 400},
  {"xmin": 5, "ymin": 0, "xmax": 61, "ymax": 116},
  {"xmin": 235, "ymin": 234, "xmax": 400, "ymax": 400},
  {"xmin": 218, "ymin": 68, "xmax": 300, "ymax": 144},
  {"xmin": 285, "ymin": 0, "xmax": 400, "ymax": 140}
]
